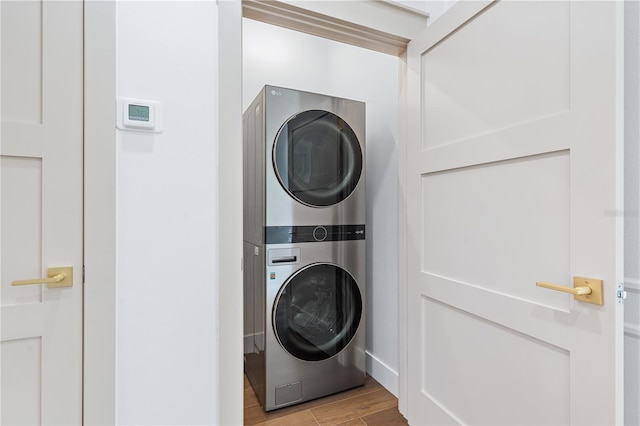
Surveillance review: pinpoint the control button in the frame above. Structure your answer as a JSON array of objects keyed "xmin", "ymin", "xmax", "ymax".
[{"xmin": 313, "ymin": 226, "xmax": 328, "ymax": 241}]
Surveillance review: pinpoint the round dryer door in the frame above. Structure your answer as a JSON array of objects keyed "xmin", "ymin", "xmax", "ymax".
[
  {"xmin": 273, "ymin": 110, "xmax": 363, "ymax": 207},
  {"xmin": 273, "ymin": 263, "xmax": 362, "ymax": 361}
]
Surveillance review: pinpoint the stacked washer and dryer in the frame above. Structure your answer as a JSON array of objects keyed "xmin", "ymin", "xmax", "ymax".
[{"xmin": 243, "ymin": 85, "xmax": 366, "ymax": 411}]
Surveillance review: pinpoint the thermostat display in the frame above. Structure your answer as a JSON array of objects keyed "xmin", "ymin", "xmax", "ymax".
[
  {"xmin": 128, "ymin": 104, "xmax": 150, "ymax": 122},
  {"xmin": 117, "ymin": 98, "xmax": 162, "ymax": 132}
]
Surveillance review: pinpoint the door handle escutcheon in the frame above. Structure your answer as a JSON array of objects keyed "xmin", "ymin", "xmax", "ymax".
[
  {"xmin": 12, "ymin": 267, "xmax": 74, "ymax": 288},
  {"xmin": 536, "ymin": 276, "xmax": 603, "ymax": 305}
]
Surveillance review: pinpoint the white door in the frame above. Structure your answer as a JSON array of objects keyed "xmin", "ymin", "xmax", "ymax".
[
  {"xmin": 405, "ymin": 1, "xmax": 624, "ymax": 424},
  {"xmin": 1, "ymin": 1, "xmax": 84, "ymax": 424}
]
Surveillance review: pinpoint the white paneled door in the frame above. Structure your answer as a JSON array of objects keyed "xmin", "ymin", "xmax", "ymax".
[
  {"xmin": 406, "ymin": 1, "xmax": 624, "ymax": 425},
  {"xmin": 1, "ymin": 1, "xmax": 83, "ymax": 424}
]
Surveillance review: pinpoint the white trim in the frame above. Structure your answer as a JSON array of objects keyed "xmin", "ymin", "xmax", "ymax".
[
  {"xmin": 218, "ymin": 2, "xmax": 244, "ymax": 425},
  {"xmin": 397, "ymin": 50, "xmax": 409, "ymax": 418},
  {"xmin": 83, "ymin": 1, "xmax": 117, "ymax": 424},
  {"xmin": 277, "ymin": 0, "xmax": 429, "ymax": 40},
  {"xmin": 242, "ymin": 0, "xmax": 420, "ymax": 56},
  {"xmin": 366, "ymin": 351, "xmax": 400, "ymax": 398}
]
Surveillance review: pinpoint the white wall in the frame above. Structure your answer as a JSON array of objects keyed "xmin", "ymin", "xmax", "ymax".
[
  {"xmin": 625, "ymin": 2, "xmax": 640, "ymax": 425},
  {"xmin": 243, "ymin": 18, "xmax": 402, "ymax": 394},
  {"xmin": 115, "ymin": 2, "xmax": 219, "ymax": 424}
]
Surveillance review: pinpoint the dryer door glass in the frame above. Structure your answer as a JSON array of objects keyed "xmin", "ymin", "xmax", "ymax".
[
  {"xmin": 273, "ymin": 263, "xmax": 362, "ymax": 361},
  {"xmin": 273, "ymin": 110, "xmax": 363, "ymax": 207}
]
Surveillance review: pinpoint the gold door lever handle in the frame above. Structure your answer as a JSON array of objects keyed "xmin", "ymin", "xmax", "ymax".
[
  {"xmin": 536, "ymin": 281, "xmax": 592, "ymax": 295},
  {"xmin": 535, "ymin": 276, "xmax": 603, "ymax": 305},
  {"xmin": 12, "ymin": 267, "xmax": 73, "ymax": 288}
]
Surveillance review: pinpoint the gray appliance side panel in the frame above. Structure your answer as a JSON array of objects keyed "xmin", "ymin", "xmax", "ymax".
[
  {"xmin": 243, "ymin": 242, "xmax": 266, "ymax": 407},
  {"xmin": 243, "ymin": 88, "xmax": 266, "ymax": 246},
  {"xmin": 242, "ymin": 98, "xmax": 251, "ymax": 242}
]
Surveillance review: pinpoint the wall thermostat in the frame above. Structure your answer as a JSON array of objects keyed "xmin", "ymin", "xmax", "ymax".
[{"xmin": 117, "ymin": 98, "xmax": 163, "ymax": 133}]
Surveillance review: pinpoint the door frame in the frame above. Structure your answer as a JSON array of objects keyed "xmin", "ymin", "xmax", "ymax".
[
  {"xmin": 82, "ymin": 1, "xmax": 423, "ymax": 423},
  {"xmin": 84, "ymin": 2, "xmax": 117, "ymax": 423}
]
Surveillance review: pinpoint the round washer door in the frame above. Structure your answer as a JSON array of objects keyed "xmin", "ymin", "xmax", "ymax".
[
  {"xmin": 273, "ymin": 263, "xmax": 362, "ymax": 361},
  {"xmin": 273, "ymin": 110, "xmax": 363, "ymax": 207}
]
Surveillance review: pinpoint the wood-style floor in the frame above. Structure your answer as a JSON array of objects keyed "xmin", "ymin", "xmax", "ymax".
[{"xmin": 244, "ymin": 374, "xmax": 408, "ymax": 426}]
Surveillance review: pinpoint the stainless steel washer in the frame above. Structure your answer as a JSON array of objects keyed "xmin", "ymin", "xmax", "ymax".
[{"xmin": 245, "ymin": 238, "xmax": 365, "ymax": 411}]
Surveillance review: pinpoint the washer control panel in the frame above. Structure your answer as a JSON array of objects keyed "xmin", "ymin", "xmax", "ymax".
[{"xmin": 265, "ymin": 224, "xmax": 365, "ymax": 244}]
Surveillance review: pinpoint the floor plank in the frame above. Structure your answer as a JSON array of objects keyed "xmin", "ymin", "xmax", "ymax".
[
  {"xmin": 334, "ymin": 418, "xmax": 367, "ymax": 426},
  {"xmin": 361, "ymin": 407, "xmax": 408, "ymax": 426},
  {"xmin": 309, "ymin": 389, "xmax": 397, "ymax": 426},
  {"xmin": 254, "ymin": 410, "xmax": 319, "ymax": 426}
]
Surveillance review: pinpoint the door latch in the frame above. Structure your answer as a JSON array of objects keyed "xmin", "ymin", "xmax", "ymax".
[{"xmin": 617, "ymin": 283, "xmax": 627, "ymax": 304}]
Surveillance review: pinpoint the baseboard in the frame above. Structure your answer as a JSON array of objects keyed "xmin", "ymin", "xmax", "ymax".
[{"xmin": 366, "ymin": 351, "xmax": 399, "ymax": 397}]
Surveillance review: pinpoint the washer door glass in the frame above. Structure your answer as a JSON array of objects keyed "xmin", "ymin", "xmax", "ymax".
[
  {"xmin": 273, "ymin": 110, "xmax": 363, "ymax": 207},
  {"xmin": 273, "ymin": 263, "xmax": 362, "ymax": 361}
]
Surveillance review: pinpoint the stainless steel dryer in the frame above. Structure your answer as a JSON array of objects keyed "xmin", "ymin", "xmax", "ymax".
[
  {"xmin": 245, "ymin": 236, "xmax": 366, "ymax": 411},
  {"xmin": 243, "ymin": 85, "xmax": 366, "ymax": 247}
]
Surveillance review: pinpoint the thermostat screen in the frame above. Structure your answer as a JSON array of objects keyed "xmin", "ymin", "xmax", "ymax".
[{"xmin": 128, "ymin": 104, "xmax": 150, "ymax": 122}]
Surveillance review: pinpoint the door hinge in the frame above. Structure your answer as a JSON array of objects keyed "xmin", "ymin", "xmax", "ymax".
[
  {"xmin": 82, "ymin": 265, "xmax": 86, "ymax": 284},
  {"xmin": 616, "ymin": 282, "xmax": 627, "ymax": 304}
]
